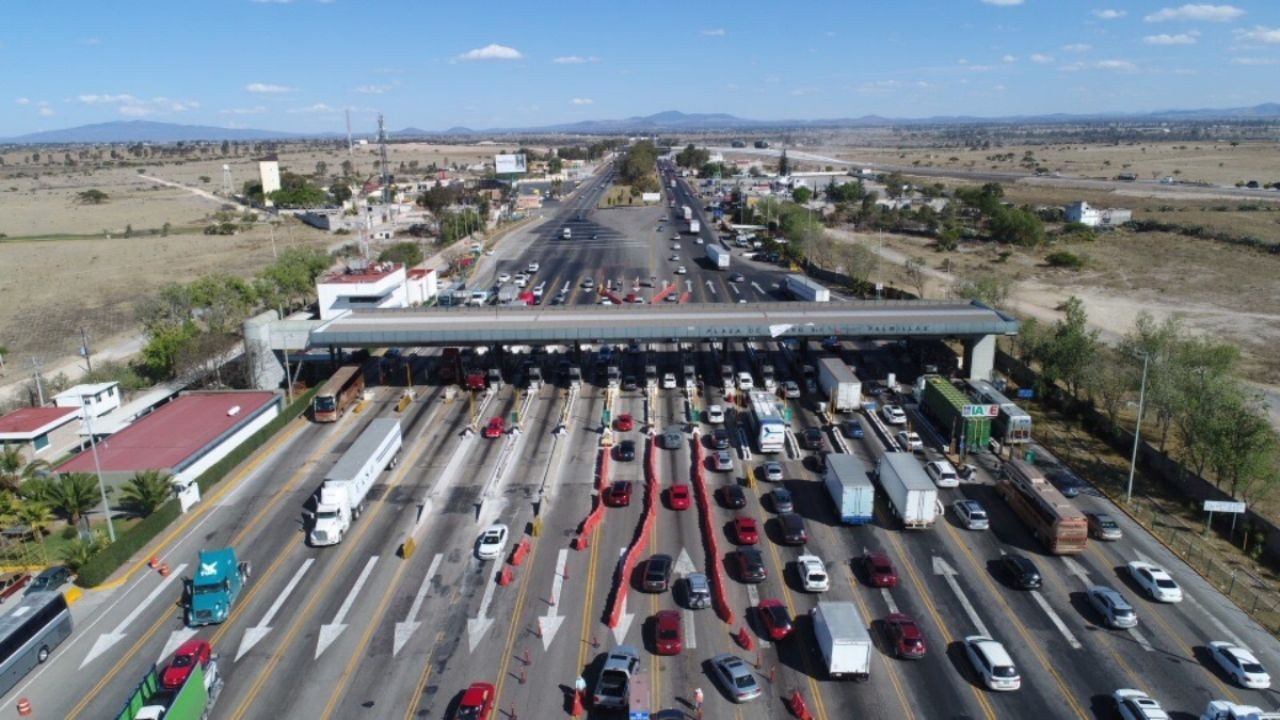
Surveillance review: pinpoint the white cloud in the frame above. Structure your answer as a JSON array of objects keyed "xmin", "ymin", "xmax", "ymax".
[
  {"xmin": 1235, "ymin": 26, "xmax": 1280, "ymax": 43},
  {"xmin": 1030, "ymin": 53, "xmax": 1055, "ymax": 63},
  {"xmin": 552, "ymin": 55, "xmax": 598, "ymax": 64},
  {"xmin": 700, "ymin": 28, "xmax": 726, "ymax": 36},
  {"xmin": 78, "ymin": 93, "xmax": 137, "ymax": 104},
  {"xmin": 353, "ymin": 84, "xmax": 392, "ymax": 94},
  {"xmin": 1144, "ymin": 31, "xmax": 1200, "ymax": 44},
  {"xmin": 1092, "ymin": 9, "xmax": 1126, "ymax": 19},
  {"xmin": 855, "ymin": 80, "xmax": 903, "ymax": 94},
  {"xmin": 1233, "ymin": 56, "xmax": 1278, "ymax": 64},
  {"xmin": 289, "ymin": 103, "xmax": 338, "ymax": 114},
  {"xmin": 981, "ymin": 0, "xmax": 1024, "ymax": 5},
  {"xmin": 220, "ymin": 106, "xmax": 267, "ymax": 115},
  {"xmin": 15, "ymin": 97, "xmax": 30, "ymax": 105},
  {"xmin": 39, "ymin": 107, "xmax": 55, "ymax": 117},
  {"xmin": 456, "ymin": 43, "xmax": 522, "ymax": 61},
  {"xmin": 1144, "ymin": 4, "xmax": 1244, "ymax": 22},
  {"xmin": 119, "ymin": 105, "xmax": 154, "ymax": 117},
  {"xmin": 790, "ymin": 87, "xmax": 818, "ymax": 96},
  {"xmin": 1096, "ymin": 59, "xmax": 1138, "ymax": 71},
  {"xmin": 246, "ymin": 82, "xmax": 295, "ymax": 94},
  {"xmin": 1002, "ymin": 54, "xmax": 1017, "ymax": 62},
  {"xmin": 570, "ymin": 97, "xmax": 593, "ymax": 105},
  {"xmin": 1062, "ymin": 43, "xmax": 1092, "ymax": 52}
]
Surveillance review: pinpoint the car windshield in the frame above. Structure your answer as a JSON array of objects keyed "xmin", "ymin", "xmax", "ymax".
[
  {"xmin": 172, "ymin": 654, "xmax": 195, "ymax": 668},
  {"xmin": 658, "ymin": 626, "xmax": 678, "ymax": 640},
  {"xmin": 599, "ymin": 670, "xmax": 627, "ymax": 692},
  {"xmin": 457, "ymin": 706, "xmax": 482, "ymax": 720}
]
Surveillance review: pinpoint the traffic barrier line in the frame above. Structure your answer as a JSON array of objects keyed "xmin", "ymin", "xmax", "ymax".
[
  {"xmin": 687, "ymin": 430, "xmax": 734, "ymax": 625},
  {"xmin": 606, "ymin": 436, "xmax": 658, "ymax": 628}
]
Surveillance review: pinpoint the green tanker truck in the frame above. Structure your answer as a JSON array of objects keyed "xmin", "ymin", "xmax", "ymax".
[{"xmin": 919, "ymin": 375, "xmax": 993, "ymax": 453}]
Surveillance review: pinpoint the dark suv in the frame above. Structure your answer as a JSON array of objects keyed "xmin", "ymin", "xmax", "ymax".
[
  {"xmin": 643, "ymin": 554, "xmax": 673, "ymax": 592},
  {"xmin": 735, "ymin": 549, "xmax": 767, "ymax": 583},
  {"xmin": 1000, "ymin": 554, "xmax": 1043, "ymax": 590},
  {"xmin": 801, "ymin": 428, "xmax": 825, "ymax": 451},
  {"xmin": 712, "ymin": 428, "xmax": 731, "ymax": 450},
  {"xmin": 778, "ymin": 513, "xmax": 808, "ymax": 545},
  {"xmin": 617, "ymin": 439, "xmax": 636, "ymax": 461}
]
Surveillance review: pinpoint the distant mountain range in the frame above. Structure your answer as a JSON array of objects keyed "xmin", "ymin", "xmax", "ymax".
[{"xmin": 5, "ymin": 105, "xmax": 1280, "ymax": 144}]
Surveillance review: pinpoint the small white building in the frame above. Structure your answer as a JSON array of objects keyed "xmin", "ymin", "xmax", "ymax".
[
  {"xmin": 258, "ymin": 156, "xmax": 281, "ymax": 207},
  {"xmin": 54, "ymin": 381, "xmax": 122, "ymax": 417},
  {"xmin": 406, "ymin": 267, "xmax": 439, "ymax": 306},
  {"xmin": 316, "ymin": 262, "xmax": 408, "ymax": 320},
  {"xmin": 1065, "ymin": 201, "xmax": 1132, "ymax": 227}
]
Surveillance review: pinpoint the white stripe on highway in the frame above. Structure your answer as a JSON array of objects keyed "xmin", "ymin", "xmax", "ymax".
[
  {"xmin": 612, "ymin": 547, "xmax": 636, "ymax": 644},
  {"xmin": 538, "ymin": 549, "xmax": 570, "ymax": 651},
  {"xmin": 317, "ymin": 555, "xmax": 378, "ymax": 659},
  {"xmin": 684, "ymin": 610, "xmax": 697, "ymax": 650},
  {"xmin": 932, "ymin": 556, "xmax": 990, "ymax": 637},
  {"xmin": 1030, "ymin": 590, "xmax": 1082, "ymax": 650},
  {"xmin": 880, "ymin": 588, "xmax": 899, "ymax": 615},
  {"xmin": 82, "ymin": 563, "xmax": 189, "ymax": 668},
  {"xmin": 238, "ymin": 558, "xmax": 316, "ymax": 661},
  {"xmin": 1128, "ymin": 627, "xmax": 1155, "ymax": 652},
  {"xmin": 394, "ymin": 553, "xmax": 443, "ymax": 656},
  {"xmin": 744, "ymin": 584, "xmax": 770, "ymax": 647},
  {"xmin": 468, "ymin": 556, "xmax": 503, "ymax": 652}
]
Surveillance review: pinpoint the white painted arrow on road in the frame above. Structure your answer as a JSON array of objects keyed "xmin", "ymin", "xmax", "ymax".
[
  {"xmin": 394, "ymin": 553, "xmax": 443, "ymax": 657},
  {"xmin": 611, "ymin": 548, "xmax": 636, "ymax": 644},
  {"xmin": 704, "ymin": 280, "xmax": 717, "ymax": 296},
  {"xmin": 467, "ymin": 562, "xmax": 502, "ymax": 652},
  {"xmin": 685, "ymin": 280, "xmax": 693, "ymax": 293},
  {"xmin": 729, "ymin": 284, "xmax": 740, "ymax": 296},
  {"xmin": 751, "ymin": 281, "xmax": 765, "ymax": 295},
  {"xmin": 537, "ymin": 549, "xmax": 570, "ymax": 651},
  {"xmin": 1062, "ymin": 556, "xmax": 1092, "ymax": 585},
  {"xmin": 674, "ymin": 548, "xmax": 696, "ymax": 577},
  {"xmin": 82, "ymin": 563, "xmax": 188, "ymax": 668},
  {"xmin": 316, "ymin": 556, "xmax": 378, "ymax": 659},
  {"xmin": 932, "ymin": 556, "xmax": 990, "ymax": 637},
  {"xmin": 238, "ymin": 558, "xmax": 314, "ymax": 661}
]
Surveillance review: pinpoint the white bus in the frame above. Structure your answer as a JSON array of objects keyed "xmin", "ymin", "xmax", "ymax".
[
  {"xmin": 748, "ymin": 391, "xmax": 786, "ymax": 453},
  {"xmin": 968, "ymin": 380, "xmax": 1033, "ymax": 445},
  {"xmin": 0, "ymin": 591, "xmax": 73, "ymax": 697}
]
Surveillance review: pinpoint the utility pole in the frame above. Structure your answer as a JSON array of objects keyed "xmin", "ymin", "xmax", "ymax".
[
  {"xmin": 80, "ymin": 327, "xmax": 93, "ymax": 374},
  {"xmin": 30, "ymin": 357, "xmax": 45, "ymax": 406},
  {"xmin": 81, "ymin": 397, "xmax": 117, "ymax": 542},
  {"xmin": 1125, "ymin": 351, "xmax": 1151, "ymax": 505}
]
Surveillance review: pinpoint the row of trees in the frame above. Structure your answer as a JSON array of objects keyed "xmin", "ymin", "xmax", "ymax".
[{"xmin": 617, "ymin": 141, "xmax": 659, "ymax": 193}]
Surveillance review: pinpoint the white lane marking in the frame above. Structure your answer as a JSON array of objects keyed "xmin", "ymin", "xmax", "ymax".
[
  {"xmin": 393, "ymin": 553, "xmax": 443, "ymax": 656},
  {"xmin": 1030, "ymin": 590, "xmax": 1083, "ymax": 650},
  {"xmin": 538, "ymin": 549, "xmax": 570, "ymax": 651},
  {"xmin": 238, "ymin": 558, "xmax": 315, "ymax": 661},
  {"xmin": 684, "ymin": 610, "xmax": 698, "ymax": 650},
  {"xmin": 467, "ymin": 557, "xmax": 503, "ymax": 652},
  {"xmin": 880, "ymin": 588, "xmax": 900, "ymax": 615},
  {"xmin": 1128, "ymin": 626, "xmax": 1155, "ymax": 652},
  {"xmin": 82, "ymin": 563, "xmax": 189, "ymax": 668},
  {"xmin": 612, "ymin": 547, "xmax": 636, "ymax": 644},
  {"xmin": 1062, "ymin": 556, "xmax": 1092, "ymax": 585},
  {"xmin": 317, "ymin": 555, "xmax": 379, "ymax": 658},
  {"xmin": 932, "ymin": 556, "xmax": 990, "ymax": 637}
]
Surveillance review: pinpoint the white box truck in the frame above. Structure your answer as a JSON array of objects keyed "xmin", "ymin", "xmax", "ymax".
[
  {"xmin": 784, "ymin": 274, "xmax": 830, "ymax": 302},
  {"xmin": 682, "ymin": 205, "xmax": 693, "ymax": 222},
  {"xmin": 876, "ymin": 452, "xmax": 937, "ymax": 529},
  {"xmin": 817, "ymin": 358, "xmax": 861, "ymax": 412},
  {"xmin": 688, "ymin": 219, "xmax": 701, "ymax": 234},
  {"xmin": 707, "ymin": 245, "xmax": 730, "ymax": 269},
  {"xmin": 562, "ymin": 227, "xmax": 572, "ymax": 240},
  {"xmin": 824, "ymin": 454, "xmax": 874, "ymax": 525},
  {"xmin": 811, "ymin": 601, "xmax": 871, "ymax": 680},
  {"xmin": 310, "ymin": 418, "xmax": 401, "ymax": 546}
]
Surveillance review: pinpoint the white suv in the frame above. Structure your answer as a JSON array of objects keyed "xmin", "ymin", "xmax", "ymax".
[
  {"xmin": 925, "ymin": 460, "xmax": 959, "ymax": 488},
  {"xmin": 1112, "ymin": 689, "xmax": 1170, "ymax": 720},
  {"xmin": 737, "ymin": 372, "xmax": 754, "ymax": 391},
  {"xmin": 953, "ymin": 500, "xmax": 989, "ymax": 530},
  {"xmin": 706, "ymin": 405, "xmax": 725, "ymax": 424},
  {"xmin": 1126, "ymin": 561, "xmax": 1182, "ymax": 603},
  {"xmin": 796, "ymin": 555, "xmax": 829, "ymax": 592},
  {"xmin": 964, "ymin": 636, "xmax": 1020, "ymax": 691},
  {"xmin": 881, "ymin": 405, "xmax": 907, "ymax": 425}
]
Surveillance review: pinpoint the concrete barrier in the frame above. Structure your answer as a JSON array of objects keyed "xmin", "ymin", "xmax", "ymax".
[
  {"xmin": 607, "ymin": 437, "xmax": 659, "ymax": 629},
  {"xmin": 688, "ymin": 430, "xmax": 734, "ymax": 625}
]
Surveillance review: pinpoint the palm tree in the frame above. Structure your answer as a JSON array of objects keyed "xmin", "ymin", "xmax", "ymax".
[
  {"xmin": 38, "ymin": 473, "xmax": 102, "ymax": 527},
  {"xmin": 61, "ymin": 538, "xmax": 100, "ymax": 571},
  {"xmin": 15, "ymin": 501, "xmax": 53, "ymax": 564},
  {"xmin": 0, "ymin": 444, "xmax": 22, "ymax": 492},
  {"xmin": 120, "ymin": 470, "xmax": 173, "ymax": 518}
]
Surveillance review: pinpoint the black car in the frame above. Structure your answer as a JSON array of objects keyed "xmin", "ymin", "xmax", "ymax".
[
  {"xmin": 622, "ymin": 376, "xmax": 638, "ymax": 391},
  {"xmin": 778, "ymin": 512, "xmax": 808, "ymax": 545},
  {"xmin": 735, "ymin": 549, "xmax": 767, "ymax": 583},
  {"xmin": 1051, "ymin": 472, "xmax": 1083, "ymax": 498},
  {"xmin": 718, "ymin": 485, "xmax": 747, "ymax": 509},
  {"xmin": 617, "ymin": 439, "xmax": 636, "ymax": 461},
  {"xmin": 26, "ymin": 566, "xmax": 72, "ymax": 596},
  {"xmin": 801, "ymin": 428, "xmax": 825, "ymax": 451},
  {"xmin": 999, "ymin": 554, "xmax": 1043, "ymax": 590},
  {"xmin": 712, "ymin": 428, "xmax": 731, "ymax": 450},
  {"xmin": 643, "ymin": 554, "xmax": 673, "ymax": 592}
]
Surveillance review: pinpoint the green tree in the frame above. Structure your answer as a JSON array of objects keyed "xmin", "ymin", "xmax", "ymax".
[
  {"xmin": 547, "ymin": 156, "xmax": 563, "ymax": 175},
  {"xmin": 61, "ymin": 538, "xmax": 102, "ymax": 571},
  {"xmin": 904, "ymin": 257, "xmax": 928, "ymax": 298},
  {"xmin": 676, "ymin": 144, "xmax": 710, "ymax": 170},
  {"xmin": 791, "ymin": 186, "xmax": 812, "ymax": 204},
  {"xmin": 119, "ymin": 470, "xmax": 172, "ymax": 517},
  {"xmin": 1207, "ymin": 387, "xmax": 1279, "ymax": 501},
  {"xmin": 778, "ymin": 150, "xmax": 789, "ymax": 176},
  {"xmin": 954, "ymin": 272, "xmax": 1013, "ymax": 306},
  {"xmin": 141, "ymin": 320, "xmax": 200, "ymax": 378},
  {"xmin": 315, "ymin": 161, "xmax": 327, "ymax": 177},
  {"xmin": 76, "ymin": 189, "xmax": 109, "ymax": 205},
  {"xmin": 418, "ymin": 181, "xmax": 457, "ymax": 214},
  {"xmin": 34, "ymin": 473, "xmax": 102, "ymax": 526},
  {"xmin": 1120, "ymin": 313, "xmax": 1185, "ymax": 452},
  {"xmin": 1039, "ymin": 296, "xmax": 1099, "ymax": 400},
  {"xmin": 882, "ymin": 172, "xmax": 907, "ymax": 199},
  {"xmin": 1082, "ymin": 346, "xmax": 1135, "ymax": 431},
  {"xmin": 330, "ymin": 182, "xmax": 352, "ymax": 205},
  {"xmin": 989, "ymin": 206, "xmax": 1045, "ymax": 247},
  {"xmin": 16, "ymin": 500, "xmax": 52, "ymax": 543},
  {"xmin": 378, "ymin": 241, "xmax": 424, "ymax": 268}
]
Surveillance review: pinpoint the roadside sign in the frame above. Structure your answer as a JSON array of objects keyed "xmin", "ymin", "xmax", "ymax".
[
  {"xmin": 1016, "ymin": 388, "xmax": 1034, "ymax": 399},
  {"xmin": 1203, "ymin": 500, "xmax": 1246, "ymax": 514}
]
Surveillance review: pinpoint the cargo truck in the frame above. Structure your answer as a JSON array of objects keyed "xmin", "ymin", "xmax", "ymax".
[
  {"xmin": 876, "ymin": 452, "xmax": 937, "ymax": 529},
  {"xmin": 707, "ymin": 245, "xmax": 730, "ymax": 269},
  {"xmin": 184, "ymin": 548, "xmax": 249, "ymax": 627},
  {"xmin": 117, "ymin": 660, "xmax": 222, "ymax": 720},
  {"xmin": 784, "ymin": 274, "xmax": 830, "ymax": 302},
  {"xmin": 824, "ymin": 454, "xmax": 874, "ymax": 524},
  {"xmin": 682, "ymin": 205, "xmax": 693, "ymax": 222},
  {"xmin": 496, "ymin": 284, "xmax": 519, "ymax": 305},
  {"xmin": 811, "ymin": 601, "xmax": 871, "ymax": 680},
  {"xmin": 817, "ymin": 358, "xmax": 861, "ymax": 412},
  {"xmin": 920, "ymin": 375, "xmax": 992, "ymax": 453},
  {"xmin": 309, "ymin": 418, "xmax": 402, "ymax": 546}
]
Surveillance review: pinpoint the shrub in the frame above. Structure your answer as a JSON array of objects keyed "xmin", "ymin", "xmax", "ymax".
[{"xmin": 1046, "ymin": 251, "xmax": 1085, "ymax": 270}]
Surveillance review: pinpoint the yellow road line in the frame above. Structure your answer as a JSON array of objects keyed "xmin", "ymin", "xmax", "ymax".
[
  {"xmin": 841, "ymin": 565, "xmax": 915, "ymax": 719},
  {"xmin": 320, "ymin": 558, "xmax": 411, "ymax": 718},
  {"xmin": 402, "ymin": 630, "xmax": 444, "ymax": 720},
  {"xmin": 491, "ymin": 525, "xmax": 544, "ymax": 711}
]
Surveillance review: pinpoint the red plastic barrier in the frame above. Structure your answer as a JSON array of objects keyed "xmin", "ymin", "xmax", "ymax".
[
  {"xmin": 652, "ymin": 284, "xmax": 675, "ymax": 303},
  {"xmin": 510, "ymin": 538, "xmax": 530, "ymax": 566},
  {"xmin": 572, "ymin": 448, "xmax": 612, "ymax": 550},
  {"xmin": 604, "ymin": 289, "xmax": 623, "ymax": 305},
  {"xmin": 688, "ymin": 432, "xmax": 735, "ymax": 625},
  {"xmin": 678, "ymin": 291, "xmax": 691, "ymax": 304},
  {"xmin": 606, "ymin": 437, "xmax": 660, "ymax": 629}
]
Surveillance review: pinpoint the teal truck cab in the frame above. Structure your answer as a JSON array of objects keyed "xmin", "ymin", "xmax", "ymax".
[{"xmin": 184, "ymin": 548, "xmax": 249, "ymax": 627}]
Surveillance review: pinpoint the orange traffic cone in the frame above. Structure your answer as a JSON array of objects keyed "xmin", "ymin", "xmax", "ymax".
[
  {"xmin": 571, "ymin": 689, "xmax": 584, "ymax": 717},
  {"xmin": 16, "ymin": 698, "xmax": 31, "ymax": 717}
]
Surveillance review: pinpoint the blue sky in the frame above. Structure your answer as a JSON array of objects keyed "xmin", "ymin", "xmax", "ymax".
[{"xmin": 3, "ymin": 1, "xmax": 1279, "ymax": 135}]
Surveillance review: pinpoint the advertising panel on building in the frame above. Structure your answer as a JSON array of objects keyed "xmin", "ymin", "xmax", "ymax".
[{"xmin": 495, "ymin": 154, "xmax": 527, "ymax": 174}]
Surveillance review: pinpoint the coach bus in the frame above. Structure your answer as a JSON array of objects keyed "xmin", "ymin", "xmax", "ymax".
[
  {"xmin": 998, "ymin": 459, "xmax": 1087, "ymax": 554},
  {"xmin": 747, "ymin": 391, "xmax": 787, "ymax": 454},
  {"xmin": 968, "ymin": 379, "xmax": 1032, "ymax": 446},
  {"xmin": 0, "ymin": 591, "xmax": 73, "ymax": 697},
  {"xmin": 312, "ymin": 364, "xmax": 365, "ymax": 423}
]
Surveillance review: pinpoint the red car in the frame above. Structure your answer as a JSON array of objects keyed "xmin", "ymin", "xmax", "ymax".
[
  {"xmin": 615, "ymin": 413, "xmax": 634, "ymax": 432},
  {"xmin": 885, "ymin": 613, "xmax": 927, "ymax": 659},
  {"xmin": 862, "ymin": 550, "xmax": 898, "ymax": 588},
  {"xmin": 757, "ymin": 600, "xmax": 794, "ymax": 641},
  {"xmin": 668, "ymin": 483, "xmax": 691, "ymax": 510},
  {"xmin": 455, "ymin": 681, "xmax": 495, "ymax": 719},
  {"xmin": 732, "ymin": 516, "xmax": 759, "ymax": 545},
  {"xmin": 482, "ymin": 417, "xmax": 505, "ymax": 439},
  {"xmin": 653, "ymin": 609, "xmax": 683, "ymax": 655},
  {"xmin": 161, "ymin": 639, "xmax": 212, "ymax": 690},
  {"xmin": 603, "ymin": 480, "xmax": 633, "ymax": 507},
  {"xmin": 0, "ymin": 572, "xmax": 31, "ymax": 603}
]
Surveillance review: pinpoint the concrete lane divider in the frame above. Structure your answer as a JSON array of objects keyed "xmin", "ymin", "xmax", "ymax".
[
  {"xmin": 688, "ymin": 430, "xmax": 734, "ymax": 625},
  {"xmin": 606, "ymin": 437, "xmax": 659, "ymax": 629}
]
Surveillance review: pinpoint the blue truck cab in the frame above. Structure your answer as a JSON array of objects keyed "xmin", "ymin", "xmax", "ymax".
[{"xmin": 184, "ymin": 548, "xmax": 249, "ymax": 627}]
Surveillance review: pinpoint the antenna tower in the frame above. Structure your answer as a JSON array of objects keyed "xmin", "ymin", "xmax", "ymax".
[
  {"xmin": 346, "ymin": 109, "xmax": 354, "ymax": 156},
  {"xmin": 378, "ymin": 113, "xmax": 391, "ymax": 207}
]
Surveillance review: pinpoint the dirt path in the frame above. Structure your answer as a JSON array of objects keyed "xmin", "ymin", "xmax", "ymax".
[{"xmin": 139, "ymin": 174, "xmax": 246, "ymax": 208}]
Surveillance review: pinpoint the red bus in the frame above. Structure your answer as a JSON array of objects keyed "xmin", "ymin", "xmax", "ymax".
[
  {"xmin": 997, "ymin": 459, "xmax": 1087, "ymax": 555},
  {"xmin": 313, "ymin": 365, "xmax": 364, "ymax": 422}
]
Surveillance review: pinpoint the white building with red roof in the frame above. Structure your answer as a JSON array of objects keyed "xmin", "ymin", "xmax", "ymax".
[
  {"xmin": 0, "ymin": 406, "xmax": 82, "ymax": 465},
  {"xmin": 316, "ymin": 262, "xmax": 408, "ymax": 320}
]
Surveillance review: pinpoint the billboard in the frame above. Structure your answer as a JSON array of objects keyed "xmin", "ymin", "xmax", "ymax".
[{"xmin": 495, "ymin": 154, "xmax": 527, "ymax": 175}]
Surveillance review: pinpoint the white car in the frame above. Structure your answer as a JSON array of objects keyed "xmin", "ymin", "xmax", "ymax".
[
  {"xmin": 527, "ymin": 261, "xmax": 540, "ymax": 273},
  {"xmin": 1112, "ymin": 689, "xmax": 1169, "ymax": 720},
  {"xmin": 1126, "ymin": 561, "xmax": 1183, "ymax": 603},
  {"xmin": 953, "ymin": 499, "xmax": 989, "ymax": 530},
  {"xmin": 706, "ymin": 405, "xmax": 725, "ymax": 424},
  {"xmin": 925, "ymin": 460, "xmax": 959, "ymax": 488},
  {"xmin": 881, "ymin": 404, "xmax": 907, "ymax": 425},
  {"xmin": 497, "ymin": 272, "xmax": 512, "ymax": 284},
  {"xmin": 782, "ymin": 381, "xmax": 800, "ymax": 399},
  {"xmin": 737, "ymin": 372, "xmax": 754, "ymax": 391},
  {"xmin": 675, "ymin": 266, "xmax": 687, "ymax": 274},
  {"xmin": 476, "ymin": 524, "xmax": 509, "ymax": 560},
  {"xmin": 963, "ymin": 636, "xmax": 1020, "ymax": 691},
  {"xmin": 1208, "ymin": 641, "xmax": 1271, "ymax": 689},
  {"xmin": 672, "ymin": 242, "xmax": 681, "ymax": 250},
  {"xmin": 897, "ymin": 431, "xmax": 923, "ymax": 453},
  {"xmin": 670, "ymin": 254, "xmax": 680, "ymax": 261},
  {"xmin": 662, "ymin": 373, "xmax": 677, "ymax": 389},
  {"xmin": 695, "ymin": 238, "xmax": 704, "ymax": 245},
  {"xmin": 796, "ymin": 554, "xmax": 830, "ymax": 592},
  {"xmin": 514, "ymin": 274, "xmax": 529, "ymax": 288}
]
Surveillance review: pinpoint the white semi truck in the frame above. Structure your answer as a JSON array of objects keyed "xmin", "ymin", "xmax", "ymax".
[
  {"xmin": 811, "ymin": 601, "xmax": 872, "ymax": 680},
  {"xmin": 784, "ymin": 274, "xmax": 830, "ymax": 302},
  {"xmin": 707, "ymin": 245, "xmax": 730, "ymax": 269},
  {"xmin": 309, "ymin": 418, "xmax": 402, "ymax": 546},
  {"xmin": 817, "ymin": 358, "xmax": 861, "ymax": 412},
  {"xmin": 876, "ymin": 452, "xmax": 938, "ymax": 529}
]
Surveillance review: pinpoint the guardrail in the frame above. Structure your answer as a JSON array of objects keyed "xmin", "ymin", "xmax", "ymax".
[{"xmin": 689, "ymin": 429, "xmax": 735, "ymax": 625}]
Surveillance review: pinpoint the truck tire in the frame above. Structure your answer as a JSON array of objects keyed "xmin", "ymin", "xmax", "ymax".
[{"xmin": 37, "ymin": 645, "xmax": 49, "ymax": 663}]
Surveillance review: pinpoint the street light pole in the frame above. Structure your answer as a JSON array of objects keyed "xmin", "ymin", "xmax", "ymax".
[
  {"xmin": 81, "ymin": 399, "xmax": 117, "ymax": 542},
  {"xmin": 1125, "ymin": 351, "xmax": 1150, "ymax": 505}
]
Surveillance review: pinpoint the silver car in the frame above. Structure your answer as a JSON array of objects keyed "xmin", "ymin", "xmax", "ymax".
[
  {"xmin": 711, "ymin": 653, "xmax": 762, "ymax": 702},
  {"xmin": 1088, "ymin": 585, "xmax": 1138, "ymax": 629},
  {"xmin": 684, "ymin": 573, "xmax": 712, "ymax": 609}
]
